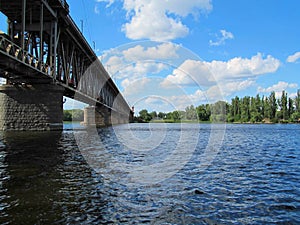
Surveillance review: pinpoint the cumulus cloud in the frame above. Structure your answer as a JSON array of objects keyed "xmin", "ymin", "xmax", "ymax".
[
  {"xmin": 161, "ymin": 59, "xmax": 215, "ymax": 87},
  {"xmin": 286, "ymin": 52, "xmax": 300, "ymax": 63},
  {"xmin": 218, "ymin": 79, "xmax": 256, "ymax": 97},
  {"xmin": 208, "ymin": 53, "xmax": 280, "ymax": 79},
  {"xmin": 101, "ymin": 42, "xmax": 180, "ymax": 79},
  {"xmin": 122, "ymin": 77, "xmax": 151, "ymax": 96},
  {"xmin": 161, "ymin": 53, "xmax": 280, "ymax": 88},
  {"xmin": 122, "ymin": 43, "xmax": 179, "ymax": 61},
  {"xmin": 157, "ymin": 89, "xmax": 207, "ymax": 111},
  {"xmin": 209, "ymin": 29, "xmax": 234, "ymax": 46},
  {"xmin": 115, "ymin": 62, "xmax": 168, "ymax": 80},
  {"xmin": 257, "ymin": 81, "xmax": 298, "ymax": 94},
  {"xmin": 121, "ymin": 0, "xmax": 212, "ymax": 41}
]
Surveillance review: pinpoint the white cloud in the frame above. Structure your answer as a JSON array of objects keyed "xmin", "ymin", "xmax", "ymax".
[
  {"xmin": 122, "ymin": 43, "xmax": 179, "ymax": 61},
  {"xmin": 209, "ymin": 29, "xmax": 234, "ymax": 46},
  {"xmin": 161, "ymin": 59, "xmax": 215, "ymax": 87},
  {"xmin": 94, "ymin": 5, "xmax": 100, "ymax": 14},
  {"xmin": 208, "ymin": 53, "xmax": 280, "ymax": 79},
  {"xmin": 286, "ymin": 52, "xmax": 300, "ymax": 63},
  {"xmin": 161, "ymin": 53, "xmax": 280, "ymax": 88},
  {"xmin": 96, "ymin": 0, "xmax": 115, "ymax": 8},
  {"xmin": 163, "ymin": 89, "xmax": 207, "ymax": 111},
  {"xmin": 102, "ymin": 42, "xmax": 180, "ymax": 79},
  {"xmin": 121, "ymin": 0, "xmax": 212, "ymax": 41},
  {"xmin": 122, "ymin": 77, "xmax": 151, "ymax": 96},
  {"xmin": 257, "ymin": 81, "xmax": 298, "ymax": 95},
  {"xmin": 115, "ymin": 61, "xmax": 168, "ymax": 80},
  {"xmin": 218, "ymin": 79, "xmax": 256, "ymax": 97}
]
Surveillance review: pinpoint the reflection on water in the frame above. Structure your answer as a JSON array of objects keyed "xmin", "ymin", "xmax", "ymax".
[
  {"xmin": 0, "ymin": 131, "xmax": 105, "ymax": 224},
  {"xmin": 0, "ymin": 123, "xmax": 299, "ymax": 224}
]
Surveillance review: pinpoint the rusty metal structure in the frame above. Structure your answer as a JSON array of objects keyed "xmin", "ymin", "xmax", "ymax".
[{"xmin": 0, "ymin": 0, "xmax": 131, "ymax": 118}]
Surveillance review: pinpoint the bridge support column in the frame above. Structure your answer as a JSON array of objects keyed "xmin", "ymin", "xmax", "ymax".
[
  {"xmin": 82, "ymin": 106, "xmax": 132, "ymax": 127},
  {"xmin": 82, "ymin": 106, "xmax": 111, "ymax": 127},
  {"xmin": 0, "ymin": 84, "xmax": 64, "ymax": 131}
]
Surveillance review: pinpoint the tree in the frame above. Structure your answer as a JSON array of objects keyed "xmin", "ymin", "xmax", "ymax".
[
  {"xmin": 269, "ymin": 91, "xmax": 277, "ymax": 120},
  {"xmin": 210, "ymin": 101, "xmax": 228, "ymax": 122},
  {"xmin": 295, "ymin": 89, "xmax": 300, "ymax": 113},
  {"xmin": 196, "ymin": 104, "xmax": 210, "ymax": 121},
  {"xmin": 185, "ymin": 105, "xmax": 197, "ymax": 120},
  {"xmin": 250, "ymin": 95, "xmax": 262, "ymax": 123},
  {"xmin": 139, "ymin": 109, "xmax": 152, "ymax": 122},
  {"xmin": 288, "ymin": 97, "xmax": 294, "ymax": 119},
  {"xmin": 158, "ymin": 112, "xmax": 166, "ymax": 119},
  {"xmin": 63, "ymin": 109, "xmax": 84, "ymax": 121},
  {"xmin": 72, "ymin": 109, "xmax": 84, "ymax": 121},
  {"xmin": 172, "ymin": 110, "xmax": 182, "ymax": 122},
  {"xmin": 240, "ymin": 96, "xmax": 250, "ymax": 122},
  {"xmin": 149, "ymin": 111, "xmax": 158, "ymax": 119},
  {"xmin": 63, "ymin": 110, "xmax": 72, "ymax": 121},
  {"xmin": 278, "ymin": 90, "xmax": 288, "ymax": 120},
  {"xmin": 261, "ymin": 95, "xmax": 265, "ymax": 118}
]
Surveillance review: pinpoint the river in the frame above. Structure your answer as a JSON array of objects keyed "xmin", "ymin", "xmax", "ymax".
[{"xmin": 0, "ymin": 123, "xmax": 299, "ymax": 224}]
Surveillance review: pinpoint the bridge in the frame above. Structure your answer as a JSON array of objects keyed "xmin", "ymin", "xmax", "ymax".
[{"xmin": 0, "ymin": 0, "xmax": 133, "ymax": 130}]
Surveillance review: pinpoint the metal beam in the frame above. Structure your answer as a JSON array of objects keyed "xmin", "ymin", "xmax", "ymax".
[
  {"xmin": 41, "ymin": 0, "xmax": 57, "ymax": 18},
  {"xmin": 39, "ymin": 3, "xmax": 44, "ymax": 70},
  {"xmin": 21, "ymin": 0, "xmax": 26, "ymax": 58}
]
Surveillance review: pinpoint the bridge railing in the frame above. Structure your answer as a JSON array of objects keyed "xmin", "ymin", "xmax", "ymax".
[
  {"xmin": 58, "ymin": 0, "xmax": 69, "ymax": 11},
  {"xmin": 0, "ymin": 35, "xmax": 54, "ymax": 77}
]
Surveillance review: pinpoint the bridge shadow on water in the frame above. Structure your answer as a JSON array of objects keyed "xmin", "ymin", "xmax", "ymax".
[{"xmin": 0, "ymin": 130, "xmax": 106, "ymax": 224}]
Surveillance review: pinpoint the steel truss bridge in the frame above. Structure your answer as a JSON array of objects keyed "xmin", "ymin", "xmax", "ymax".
[{"xmin": 0, "ymin": 0, "xmax": 132, "ymax": 120}]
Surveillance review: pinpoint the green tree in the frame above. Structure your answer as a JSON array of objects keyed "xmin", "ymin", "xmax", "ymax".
[
  {"xmin": 185, "ymin": 105, "xmax": 197, "ymax": 120},
  {"xmin": 269, "ymin": 91, "xmax": 277, "ymax": 121},
  {"xmin": 210, "ymin": 101, "xmax": 228, "ymax": 122},
  {"xmin": 63, "ymin": 110, "xmax": 72, "ymax": 121},
  {"xmin": 72, "ymin": 109, "xmax": 84, "ymax": 121},
  {"xmin": 149, "ymin": 111, "xmax": 158, "ymax": 119},
  {"xmin": 196, "ymin": 104, "xmax": 210, "ymax": 121},
  {"xmin": 278, "ymin": 90, "xmax": 288, "ymax": 120},
  {"xmin": 228, "ymin": 96, "xmax": 241, "ymax": 122},
  {"xmin": 172, "ymin": 110, "xmax": 182, "ymax": 122},
  {"xmin": 158, "ymin": 112, "xmax": 166, "ymax": 119},
  {"xmin": 291, "ymin": 90, "xmax": 300, "ymax": 122},
  {"xmin": 240, "ymin": 96, "xmax": 250, "ymax": 122},
  {"xmin": 139, "ymin": 109, "xmax": 152, "ymax": 122},
  {"xmin": 288, "ymin": 97, "xmax": 294, "ymax": 119},
  {"xmin": 295, "ymin": 89, "xmax": 300, "ymax": 113}
]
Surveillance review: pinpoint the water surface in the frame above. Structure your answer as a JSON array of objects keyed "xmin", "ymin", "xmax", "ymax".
[{"xmin": 0, "ymin": 123, "xmax": 299, "ymax": 224}]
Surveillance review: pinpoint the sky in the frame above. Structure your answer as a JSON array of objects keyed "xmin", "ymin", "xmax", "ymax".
[{"xmin": 1, "ymin": 0, "xmax": 300, "ymax": 113}]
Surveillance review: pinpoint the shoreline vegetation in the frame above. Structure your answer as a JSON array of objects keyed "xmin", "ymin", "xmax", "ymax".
[
  {"xmin": 63, "ymin": 90, "xmax": 300, "ymax": 124},
  {"xmin": 134, "ymin": 90, "xmax": 300, "ymax": 124}
]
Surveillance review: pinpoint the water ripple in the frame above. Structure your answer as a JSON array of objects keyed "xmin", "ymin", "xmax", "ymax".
[{"xmin": 0, "ymin": 124, "xmax": 299, "ymax": 224}]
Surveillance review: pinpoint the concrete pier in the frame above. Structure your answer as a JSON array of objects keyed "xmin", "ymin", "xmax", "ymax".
[
  {"xmin": 82, "ymin": 106, "xmax": 133, "ymax": 127},
  {"xmin": 82, "ymin": 106, "xmax": 110, "ymax": 127},
  {"xmin": 0, "ymin": 84, "xmax": 64, "ymax": 131}
]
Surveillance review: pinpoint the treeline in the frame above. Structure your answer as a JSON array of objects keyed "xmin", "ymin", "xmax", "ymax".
[
  {"xmin": 136, "ymin": 90, "xmax": 300, "ymax": 123},
  {"xmin": 63, "ymin": 109, "xmax": 84, "ymax": 121}
]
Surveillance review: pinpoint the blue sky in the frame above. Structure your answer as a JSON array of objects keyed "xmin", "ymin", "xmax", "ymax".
[{"xmin": 1, "ymin": 0, "xmax": 300, "ymax": 112}]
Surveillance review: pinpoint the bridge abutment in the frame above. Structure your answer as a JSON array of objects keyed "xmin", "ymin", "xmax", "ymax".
[{"xmin": 0, "ymin": 84, "xmax": 64, "ymax": 131}]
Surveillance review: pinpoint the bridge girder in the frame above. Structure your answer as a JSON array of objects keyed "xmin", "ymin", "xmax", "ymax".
[{"xmin": 0, "ymin": 0, "xmax": 132, "ymax": 117}]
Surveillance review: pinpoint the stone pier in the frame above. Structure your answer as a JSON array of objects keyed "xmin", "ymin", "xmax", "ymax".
[
  {"xmin": 82, "ymin": 106, "xmax": 110, "ymax": 127},
  {"xmin": 82, "ymin": 106, "xmax": 132, "ymax": 127},
  {"xmin": 0, "ymin": 84, "xmax": 64, "ymax": 131}
]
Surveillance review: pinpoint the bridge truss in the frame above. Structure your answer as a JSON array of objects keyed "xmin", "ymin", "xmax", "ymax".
[{"xmin": 0, "ymin": 0, "xmax": 131, "ymax": 116}]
